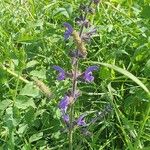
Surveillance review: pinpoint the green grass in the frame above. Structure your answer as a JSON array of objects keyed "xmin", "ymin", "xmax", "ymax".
[{"xmin": 0, "ymin": 0, "xmax": 150, "ymax": 149}]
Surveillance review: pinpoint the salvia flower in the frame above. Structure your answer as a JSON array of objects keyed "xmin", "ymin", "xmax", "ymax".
[
  {"xmin": 76, "ymin": 115, "xmax": 87, "ymax": 126},
  {"xmin": 84, "ymin": 66, "xmax": 99, "ymax": 82},
  {"xmin": 53, "ymin": 66, "xmax": 66, "ymax": 80},
  {"xmin": 59, "ymin": 95, "xmax": 70, "ymax": 113},
  {"xmin": 64, "ymin": 22, "xmax": 73, "ymax": 40}
]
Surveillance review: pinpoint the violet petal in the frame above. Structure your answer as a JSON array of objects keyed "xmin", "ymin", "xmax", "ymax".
[
  {"xmin": 53, "ymin": 65, "xmax": 66, "ymax": 80},
  {"xmin": 77, "ymin": 115, "xmax": 87, "ymax": 126},
  {"xmin": 62, "ymin": 114, "xmax": 69, "ymax": 122},
  {"xmin": 59, "ymin": 95, "xmax": 70, "ymax": 113},
  {"xmin": 84, "ymin": 66, "xmax": 98, "ymax": 82},
  {"xmin": 63, "ymin": 22, "xmax": 73, "ymax": 40}
]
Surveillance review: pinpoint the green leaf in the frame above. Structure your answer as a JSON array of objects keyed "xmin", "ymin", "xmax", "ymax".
[
  {"xmin": 29, "ymin": 132, "xmax": 43, "ymax": 143},
  {"xmin": 22, "ymin": 144, "xmax": 32, "ymax": 150},
  {"xmin": 0, "ymin": 99, "xmax": 12, "ymax": 111},
  {"xmin": 30, "ymin": 68, "xmax": 46, "ymax": 79},
  {"xmin": 4, "ymin": 107, "xmax": 15, "ymax": 130},
  {"xmin": 15, "ymin": 96, "xmax": 36, "ymax": 109},
  {"xmin": 52, "ymin": 131, "xmax": 61, "ymax": 139},
  {"xmin": 26, "ymin": 60, "xmax": 38, "ymax": 68},
  {"xmin": 87, "ymin": 61, "xmax": 150, "ymax": 94},
  {"xmin": 66, "ymin": 4, "xmax": 73, "ymax": 16},
  {"xmin": 17, "ymin": 124, "xmax": 28, "ymax": 135},
  {"xmin": 19, "ymin": 82, "xmax": 40, "ymax": 98},
  {"xmin": 53, "ymin": 8, "xmax": 69, "ymax": 18}
]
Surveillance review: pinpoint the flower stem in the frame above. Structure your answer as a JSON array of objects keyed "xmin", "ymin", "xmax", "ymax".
[
  {"xmin": 79, "ymin": 0, "xmax": 93, "ymax": 36},
  {"xmin": 69, "ymin": 58, "xmax": 77, "ymax": 150},
  {"xmin": 68, "ymin": 102, "xmax": 74, "ymax": 150},
  {"xmin": 68, "ymin": 1, "xmax": 93, "ymax": 149}
]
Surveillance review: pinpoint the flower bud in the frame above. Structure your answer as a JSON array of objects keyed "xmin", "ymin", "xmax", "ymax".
[{"xmin": 93, "ymin": 0, "xmax": 101, "ymax": 4}]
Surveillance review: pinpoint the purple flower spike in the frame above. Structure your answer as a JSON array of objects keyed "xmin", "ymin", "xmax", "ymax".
[
  {"xmin": 59, "ymin": 95, "xmax": 70, "ymax": 113},
  {"xmin": 77, "ymin": 115, "xmax": 87, "ymax": 126},
  {"xmin": 64, "ymin": 22, "xmax": 73, "ymax": 40},
  {"xmin": 84, "ymin": 66, "xmax": 99, "ymax": 82},
  {"xmin": 53, "ymin": 66, "xmax": 66, "ymax": 80}
]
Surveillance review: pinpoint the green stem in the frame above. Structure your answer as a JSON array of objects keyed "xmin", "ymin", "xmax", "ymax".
[
  {"xmin": 1, "ymin": 64, "xmax": 52, "ymax": 98},
  {"xmin": 1, "ymin": 65, "xmax": 29, "ymax": 84}
]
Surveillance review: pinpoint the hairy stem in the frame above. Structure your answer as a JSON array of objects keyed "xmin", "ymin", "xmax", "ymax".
[
  {"xmin": 1, "ymin": 64, "xmax": 52, "ymax": 98},
  {"xmin": 1, "ymin": 64, "xmax": 29, "ymax": 84},
  {"xmin": 69, "ymin": 59, "xmax": 77, "ymax": 150},
  {"xmin": 68, "ymin": 1, "xmax": 93, "ymax": 149}
]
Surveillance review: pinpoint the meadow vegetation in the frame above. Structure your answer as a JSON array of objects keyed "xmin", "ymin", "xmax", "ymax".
[{"xmin": 0, "ymin": 0, "xmax": 150, "ymax": 149}]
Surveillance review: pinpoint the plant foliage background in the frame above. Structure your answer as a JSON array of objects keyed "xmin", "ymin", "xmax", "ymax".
[{"xmin": 0, "ymin": 0, "xmax": 150, "ymax": 149}]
